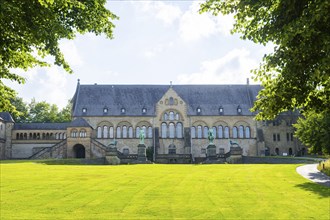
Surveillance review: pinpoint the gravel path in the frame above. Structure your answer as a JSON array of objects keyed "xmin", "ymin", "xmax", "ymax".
[{"xmin": 296, "ymin": 164, "xmax": 330, "ymax": 187}]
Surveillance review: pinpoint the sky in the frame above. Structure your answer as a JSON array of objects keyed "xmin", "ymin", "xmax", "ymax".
[{"xmin": 7, "ymin": 1, "xmax": 274, "ymax": 109}]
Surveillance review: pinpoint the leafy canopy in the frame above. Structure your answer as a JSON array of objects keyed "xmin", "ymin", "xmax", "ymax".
[
  {"xmin": 0, "ymin": 0, "xmax": 118, "ymax": 113},
  {"xmin": 10, "ymin": 96, "xmax": 72, "ymax": 123},
  {"xmin": 200, "ymin": 0, "xmax": 330, "ymax": 120}
]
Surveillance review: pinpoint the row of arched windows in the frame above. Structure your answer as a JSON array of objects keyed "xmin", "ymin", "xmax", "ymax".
[
  {"xmin": 70, "ymin": 129, "xmax": 87, "ymax": 138},
  {"xmin": 15, "ymin": 132, "xmax": 66, "ymax": 140},
  {"xmin": 161, "ymin": 122, "xmax": 183, "ymax": 138},
  {"xmin": 96, "ymin": 126, "xmax": 153, "ymax": 139},
  {"xmin": 163, "ymin": 111, "xmax": 180, "ymax": 121},
  {"xmin": 191, "ymin": 125, "xmax": 251, "ymax": 139}
]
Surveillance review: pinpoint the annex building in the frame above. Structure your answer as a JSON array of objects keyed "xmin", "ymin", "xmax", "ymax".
[{"xmin": 0, "ymin": 80, "xmax": 306, "ymax": 163}]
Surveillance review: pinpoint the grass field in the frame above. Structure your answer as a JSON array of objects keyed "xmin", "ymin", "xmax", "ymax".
[{"xmin": 1, "ymin": 161, "xmax": 329, "ymax": 219}]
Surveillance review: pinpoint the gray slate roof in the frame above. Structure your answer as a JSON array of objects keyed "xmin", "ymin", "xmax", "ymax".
[
  {"xmin": 14, "ymin": 123, "xmax": 70, "ymax": 130},
  {"xmin": 68, "ymin": 117, "xmax": 92, "ymax": 127},
  {"xmin": 0, "ymin": 112, "xmax": 15, "ymax": 123},
  {"xmin": 72, "ymin": 84, "xmax": 261, "ymax": 117}
]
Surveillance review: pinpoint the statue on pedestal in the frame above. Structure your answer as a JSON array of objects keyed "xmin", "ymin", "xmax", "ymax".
[
  {"xmin": 139, "ymin": 130, "xmax": 145, "ymax": 145},
  {"xmin": 208, "ymin": 128, "xmax": 215, "ymax": 144}
]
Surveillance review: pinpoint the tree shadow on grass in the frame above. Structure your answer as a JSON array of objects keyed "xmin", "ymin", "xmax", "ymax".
[{"xmin": 295, "ymin": 182, "xmax": 330, "ymax": 198}]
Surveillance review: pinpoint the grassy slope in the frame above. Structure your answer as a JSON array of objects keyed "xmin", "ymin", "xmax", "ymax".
[{"xmin": 0, "ymin": 162, "xmax": 329, "ymax": 220}]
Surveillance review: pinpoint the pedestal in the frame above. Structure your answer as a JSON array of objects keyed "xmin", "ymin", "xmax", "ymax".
[
  {"xmin": 206, "ymin": 144, "xmax": 217, "ymax": 160},
  {"xmin": 105, "ymin": 146, "xmax": 120, "ymax": 165},
  {"xmin": 137, "ymin": 144, "xmax": 147, "ymax": 162}
]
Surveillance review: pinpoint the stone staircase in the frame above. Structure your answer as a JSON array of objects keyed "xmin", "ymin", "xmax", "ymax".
[{"xmin": 29, "ymin": 139, "xmax": 67, "ymax": 159}]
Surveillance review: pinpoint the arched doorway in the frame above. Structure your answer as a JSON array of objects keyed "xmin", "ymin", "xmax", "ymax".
[
  {"xmin": 275, "ymin": 148, "xmax": 279, "ymax": 156},
  {"xmin": 73, "ymin": 144, "xmax": 85, "ymax": 158},
  {"xmin": 289, "ymin": 148, "xmax": 293, "ymax": 156}
]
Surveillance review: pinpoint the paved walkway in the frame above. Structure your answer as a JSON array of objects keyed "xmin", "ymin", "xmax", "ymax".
[{"xmin": 296, "ymin": 164, "xmax": 330, "ymax": 187}]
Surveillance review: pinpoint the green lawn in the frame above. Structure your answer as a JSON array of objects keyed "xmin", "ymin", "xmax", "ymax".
[{"xmin": 0, "ymin": 161, "xmax": 329, "ymax": 219}]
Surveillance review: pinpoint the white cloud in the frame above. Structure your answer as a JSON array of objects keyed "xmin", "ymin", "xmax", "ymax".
[
  {"xmin": 177, "ymin": 48, "xmax": 259, "ymax": 84},
  {"xmin": 143, "ymin": 41, "xmax": 174, "ymax": 59},
  {"xmin": 59, "ymin": 40, "xmax": 83, "ymax": 66},
  {"xmin": 179, "ymin": 2, "xmax": 234, "ymax": 42},
  {"xmin": 132, "ymin": 1, "xmax": 182, "ymax": 26}
]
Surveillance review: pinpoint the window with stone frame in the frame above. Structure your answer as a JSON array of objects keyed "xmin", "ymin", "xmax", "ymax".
[
  {"xmin": 191, "ymin": 126, "xmax": 196, "ymax": 138},
  {"xmin": 161, "ymin": 123, "xmax": 167, "ymax": 138},
  {"xmin": 203, "ymin": 126, "xmax": 208, "ymax": 138},
  {"xmin": 169, "ymin": 123, "xmax": 175, "ymax": 138},
  {"xmin": 232, "ymin": 127, "xmax": 238, "ymax": 138},
  {"xmin": 128, "ymin": 127, "xmax": 133, "ymax": 138},
  {"xmin": 176, "ymin": 123, "xmax": 183, "ymax": 138},
  {"xmin": 245, "ymin": 126, "xmax": 251, "ymax": 138},
  {"xmin": 239, "ymin": 125, "xmax": 244, "ymax": 138},
  {"xmin": 224, "ymin": 126, "xmax": 229, "ymax": 138}
]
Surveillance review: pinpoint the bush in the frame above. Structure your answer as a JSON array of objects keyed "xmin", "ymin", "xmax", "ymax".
[{"xmin": 317, "ymin": 159, "xmax": 330, "ymax": 176}]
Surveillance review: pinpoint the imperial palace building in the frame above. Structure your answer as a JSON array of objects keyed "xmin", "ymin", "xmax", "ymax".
[{"xmin": 0, "ymin": 80, "xmax": 305, "ymax": 163}]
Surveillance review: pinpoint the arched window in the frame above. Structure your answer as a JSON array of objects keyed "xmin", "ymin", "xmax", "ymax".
[
  {"xmin": 169, "ymin": 97, "xmax": 174, "ymax": 105},
  {"xmin": 176, "ymin": 123, "xmax": 183, "ymax": 138},
  {"xmin": 239, "ymin": 125, "xmax": 244, "ymax": 138},
  {"xmin": 218, "ymin": 126, "xmax": 223, "ymax": 138},
  {"xmin": 148, "ymin": 127, "xmax": 152, "ymax": 138},
  {"xmin": 59, "ymin": 133, "xmax": 63, "ymax": 139},
  {"xmin": 116, "ymin": 127, "xmax": 121, "ymax": 138},
  {"xmin": 128, "ymin": 127, "xmax": 133, "ymax": 138},
  {"xmin": 197, "ymin": 126, "xmax": 202, "ymax": 139},
  {"xmin": 175, "ymin": 113, "xmax": 180, "ymax": 120},
  {"xmin": 55, "ymin": 133, "xmax": 59, "ymax": 140},
  {"xmin": 191, "ymin": 127, "xmax": 196, "ymax": 138},
  {"xmin": 103, "ymin": 126, "xmax": 108, "ymax": 138},
  {"xmin": 80, "ymin": 129, "xmax": 86, "ymax": 138},
  {"xmin": 169, "ymin": 111, "xmax": 174, "ymax": 120},
  {"xmin": 164, "ymin": 113, "xmax": 168, "ymax": 121},
  {"xmin": 136, "ymin": 127, "xmax": 140, "ymax": 138},
  {"xmin": 212, "ymin": 126, "xmax": 217, "ymax": 138},
  {"xmin": 63, "ymin": 133, "xmax": 66, "ymax": 139},
  {"xmin": 161, "ymin": 123, "xmax": 167, "ymax": 138},
  {"xmin": 142, "ymin": 126, "xmax": 147, "ymax": 138},
  {"xmin": 224, "ymin": 126, "xmax": 229, "ymax": 138},
  {"xmin": 122, "ymin": 126, "xmax": 127, "ymax": 138},
  {"xmin": 109, "ymin": 126, "xmax": 114, "ymax": 138},
  {"xmin": 245, "ymin": 126, "xmax": 251, "ymax": 138},
  {"xmin": 203, "ymin": 126, "xmax": 208, "ymax": 138},
  {"xmin": 232, "ymin": 127, "xmax": 238, "ymax": 138},
  {"xmin": 169, "ymin": 123, "xmax": 175, "ymax": 138},
  {"xmin": 71, "ymin": 130, "xmax": 77, "ymax": 138}
]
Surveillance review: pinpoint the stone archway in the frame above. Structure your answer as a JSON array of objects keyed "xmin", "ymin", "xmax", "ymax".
[{"xmin": 73, "ymin": 144, "xmax": 85, "ymax": 158}]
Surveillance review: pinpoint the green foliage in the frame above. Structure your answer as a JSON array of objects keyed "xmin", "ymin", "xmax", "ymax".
[
  {"xmin": 10, "ymin": 97, "xmax": 72, "ymax": 123},
  {"xmin": 294, "ymin": 111, "xmax": 330, "ymax": 155},
  {"xmin": 317, "ymin": 159, "xmax": 330, "ymax": 176},
  {"xmin": 0, "ymin": 0, "xmax": 118, "ymax": 113},
  {"xmin": 200, "ymin": 0, "xmax": 330, "ymax": 120},
  {"xmin": 0, "ymin": 163, "xmax": 329, "ymax": 219}
]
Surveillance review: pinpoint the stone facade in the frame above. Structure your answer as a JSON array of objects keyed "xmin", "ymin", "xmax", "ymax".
[{"xmin": 0, "ymin": 82, "xmax": 305, "ymax": 162}]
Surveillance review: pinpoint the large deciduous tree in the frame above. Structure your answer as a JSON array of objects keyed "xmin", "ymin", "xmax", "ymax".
[
  {"xmin": 200, "ymin": 0, "xmax": 330, "ymax": 154},
  {"xmin": 200, "ymin": 0, "xmax": 329, "ymax": 119},
  {"xmin": 0, "ymin": 0, "xmax": 118, "ymax": 113}
]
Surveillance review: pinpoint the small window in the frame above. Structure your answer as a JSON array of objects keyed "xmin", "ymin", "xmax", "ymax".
[
  {"xmin": 142, "ymin": 108, "xmax": 147, "ymax": 114},
  {"xmin": 169, "ymin": 97, "xmax": 174, "ymax": 105},
  {"xmin": 82, "ymin": 108, "xmax": 87, "ymax": 113},
  {"xmin": 121, "ymin": 108, "xmax": 126, "ymax": 114},
  {"xmin": 197, "ymin": 107, "xmax": 201, "ymax": 113},
  {"xmin": 237, "ymin": 106, "xmax": 242, "ymax": 113},
  {"xmin": 169, "ymin": 111, "xmax": 174, "ymax": 120},
  {"xmin": 103, "ymin": 108, "xmax": 108, "ymax": 113},
  {"xmin": 219, "ymin": 107, "xmax": 223, "ymax": 114}
]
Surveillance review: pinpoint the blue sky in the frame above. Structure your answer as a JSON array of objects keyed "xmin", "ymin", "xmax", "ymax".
[{"xmin": 8, "ymin": 1, "xmax": 274, "ymax": 109}]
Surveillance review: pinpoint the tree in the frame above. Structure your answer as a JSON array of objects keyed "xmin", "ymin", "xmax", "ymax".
[
  {"xmin": 200, "ymin": 0, "xmax": 330, "ymax": 154},
  {"xmin": 200, "ymin": 0, "xmax": 330, "ymax": 119},
  {"xmin": 0, "ymin": 0, "xmax": 118, "ymax": 113},
  {"xmin": 294, "ymin": 111, "xmax": 330, "ymax": 155},
  {"xmin": 10, "ymin": 97, "xmax": 30, "ymax": 123}
]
